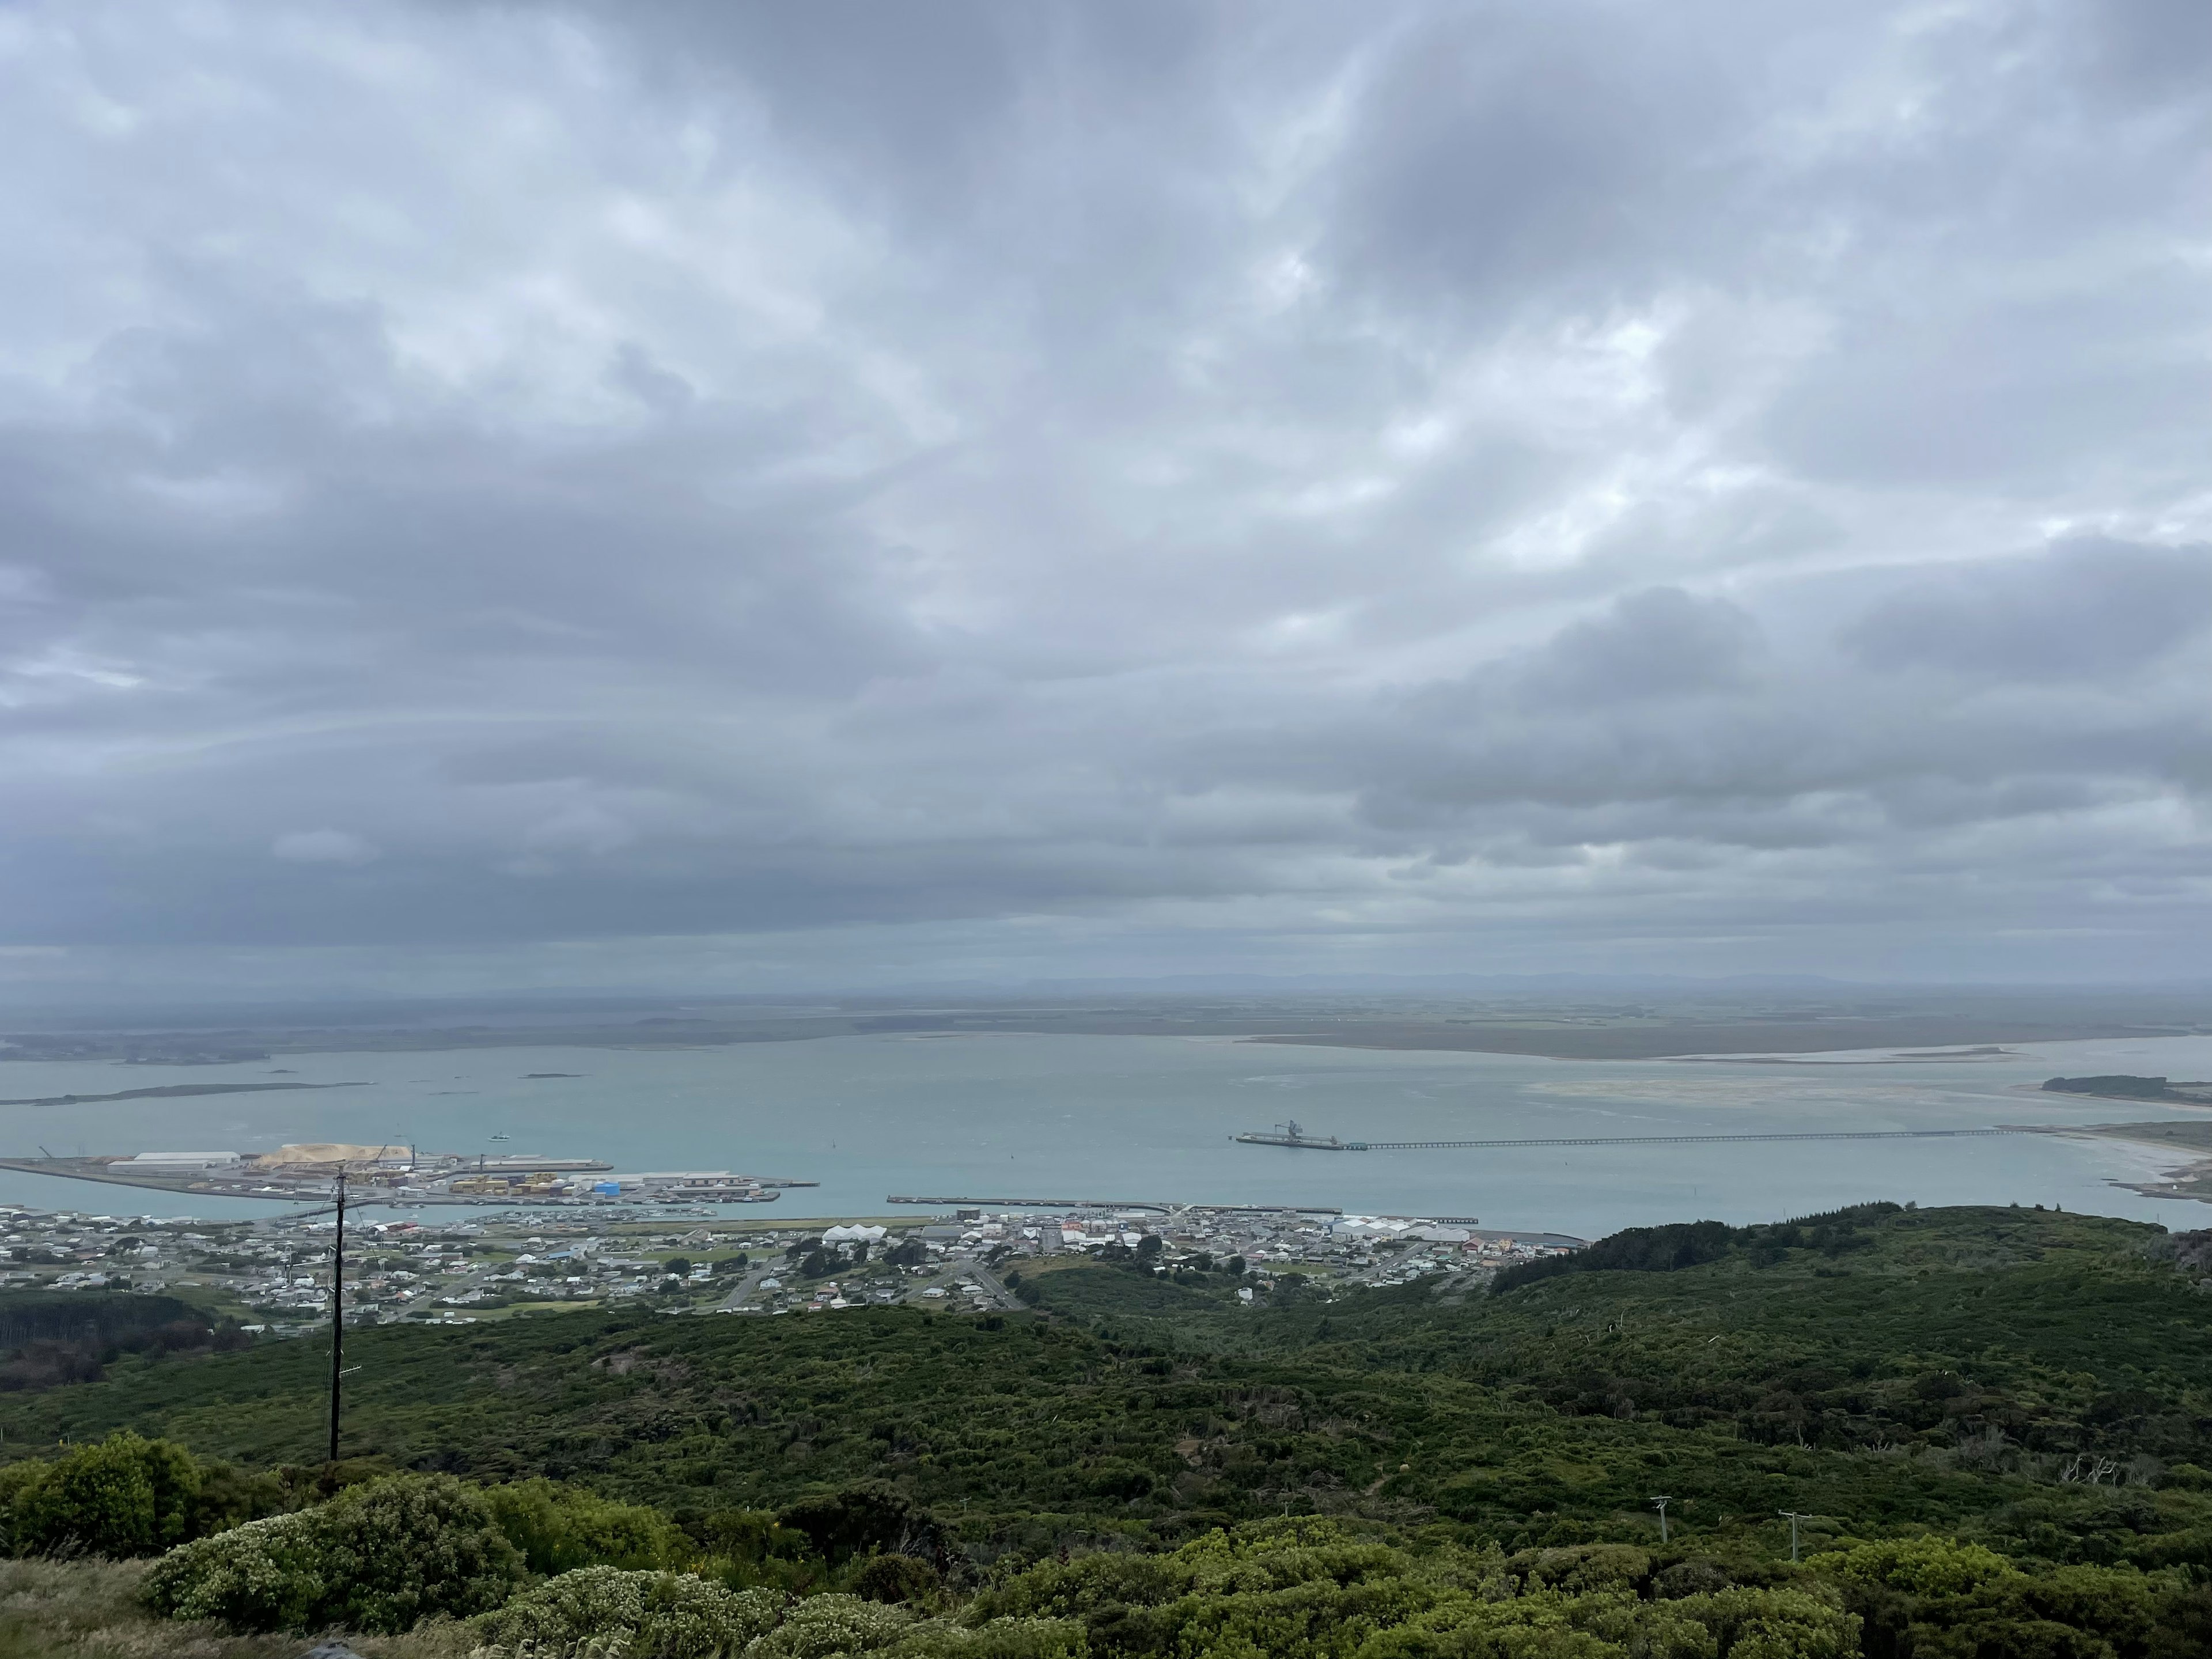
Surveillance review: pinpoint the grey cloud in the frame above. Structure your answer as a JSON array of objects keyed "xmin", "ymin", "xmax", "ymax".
[
  {"xmin": 1841, "ymin": 540, "xmax": 2212, "ymax": 679},
  {"xmin": 3, "ymin": 0, "xmax": 2212, "ymax": 987},
  {"xmin": 1512, "ymin": 587, "xmax": 1762, "ymax": 709},
  {"xmin": 1328, "ymin": 6, "xmax": 1734, "ymax": 319},
  {"xmin": 272, "ymin": 830, "xmax": 380, "ymax": 866}
]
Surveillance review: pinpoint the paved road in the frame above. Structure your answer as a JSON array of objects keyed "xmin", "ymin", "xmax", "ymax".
[
  {"xmin": 714, "ymin": 1260, "xmax": 778, "ymax": 1311},
  {"xmin": 959, "ymin": 1256, "xmax": 1021, "ymax": 1310}
]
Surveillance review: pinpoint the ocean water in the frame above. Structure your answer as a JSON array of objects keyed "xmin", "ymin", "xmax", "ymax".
[{"xmin": 5, "ymin": 1031, "xmax": 2211, "ymax": 1236}]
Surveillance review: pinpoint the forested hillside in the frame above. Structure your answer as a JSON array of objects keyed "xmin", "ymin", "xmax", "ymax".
[{"xmin": 2, "ymin": 1203, "xmax": 2209, "ymax": 1656}]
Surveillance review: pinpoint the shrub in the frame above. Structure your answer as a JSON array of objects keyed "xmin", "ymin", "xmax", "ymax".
[
  {"xmin": 315, "ymin": 1471, "xmax": 525, "ymax": 1632},
  {"xmin": 1665, "ymin": 1587, "xmax": 1859, "ymax": 1659},
  {"xmin": 10, "ymin": 1432, "xmax": 199, "ymax": 1558},
  {"xmin": 145, "ymin": 1472, "xmax": 522, "ymax": 1633},
  {"xmin": 487, "ymin": 1477, "xmax": 690, "ymax": 1576},
  {"xmin": 748, "ymin": 1592, "xmax": 914, "ymax": 1659},
  {"xmin": 776, "ymin": 1484, "xmax": 943, "ymax": 1569},
  {"xmin": 1808, "ymin": 1535, "xmax": 2018, "ymax": 1598},
  {"xmin": 141, "ymin": 1511, "xmax": 329, "ymax": 1631},
  {"xmin": 853, "ymin": 1551, "xmax": 942, "ymax": 1607},
  {"xmin": 1506, "ymin": 1545, "xmax": 1652, "ymax": 1596},
  {"xmin": 475, "ymin": 1565, "xmax": 782, "ymax": 1658},
  {"xmin": 0, "ymin": 1460, "xmax": 48, "ymax": 1554},
  {"xmin": 186, "ymin": 1458, "xmax": 287, "ymax": 1539},
  {"xmin": 895, "ymin": 1618, "xmax": 1090, "ymax": 1659}
]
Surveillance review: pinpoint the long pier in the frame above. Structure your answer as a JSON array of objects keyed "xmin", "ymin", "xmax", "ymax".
[
  {"xmin": 885, "ymin": 1196, "xmax": 1349, "ymax": 1216},
  {"xmin": 887, "ymin": 1195, "xmax": 1176, "ymax": 1211},
  {"xmin": 1347, "ymin": 1127, "xmax": 2047, "ymax": 1150}
]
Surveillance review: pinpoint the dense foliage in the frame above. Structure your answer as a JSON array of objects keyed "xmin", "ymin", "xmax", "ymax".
[
  {"xmin": 0, "ymin": 1430, "xmax": 282, "ymax": 1558},
  {"xmin": 143, "ymin": 1470, "xmax": 524, "ymax": 1631},
  {"xmin": 2, "ymin": 1203, "xmax": 2210, "ymax": 1654},
  {"xmin": 477, "ymin": 1565, "xmax": 786, "ymax": 1657},
  {"xmin": 0, "ymin": 1290, "xmax": 251, "ymax": 1393}
]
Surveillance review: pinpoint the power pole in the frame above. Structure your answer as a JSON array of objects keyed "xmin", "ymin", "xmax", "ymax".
[
  {"xmin": 327, "ymin": 1169, "xmax": 347, "ymax": 1465},
  {"xmin": 1652, "ymin": 1496, "xmax": 1672, "ymax": 1543},
  {"xmin": 1779, "ymin": 1509, "xmax": 1808, "ymax": 1563}
]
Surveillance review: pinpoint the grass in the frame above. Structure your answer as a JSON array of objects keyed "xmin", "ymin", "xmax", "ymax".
[{"xmin": 0, "ymin": 1559, "xmax": 473, "ymax": 1659}]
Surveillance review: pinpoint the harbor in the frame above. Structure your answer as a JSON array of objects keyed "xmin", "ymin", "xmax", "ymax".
[{"xmin": 0, "ymin": 1146, "xmax": 818, "ymax": 1208}]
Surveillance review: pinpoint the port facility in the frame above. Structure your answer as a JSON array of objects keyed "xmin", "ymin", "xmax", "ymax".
[{"xmin": 0, "ymin": 1145, "xmax": 816, "ymax": 1207}]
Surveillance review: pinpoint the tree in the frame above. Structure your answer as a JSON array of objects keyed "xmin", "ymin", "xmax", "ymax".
[
  {"xmin": 12, "ymin": 1431, "xmax": 200, "ymax": 1557},
  {"xmin": 777, "ymin": 1482, "xmax": 945, "ymax": 1569}
]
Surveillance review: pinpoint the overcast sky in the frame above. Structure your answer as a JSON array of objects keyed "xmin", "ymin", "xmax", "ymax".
[{"xmin": 4, "ymin": 1, "xmax": 2211, "ymax": 999}]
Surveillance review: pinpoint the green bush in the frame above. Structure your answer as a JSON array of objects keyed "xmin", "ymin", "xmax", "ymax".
[
  {"xmin": 475, "ymin": 1565, "xmax": 783, "ymax": 1658},
  {"xmin": 910, "ymin": 1619, "xmax": 1090, "ymax": 1659},
  {"xmin": 145, "ymin": 1471, "xmax": 522, "ymax": 1633},
  {"xmin": 476, "ymin": 1571, "xmax": 1087, "ymax": 1659},
  {"xmin": 777, "ymin": 1483, "xmax": 943, "ymax": 1568},
  {"xmin": 486, "ymin": 1476, "xmax": 690, "ymax": 1575},
  {"xmin": 1808, "ymin": 1535, "xmax": 2018, "ymax": 1597},
  {"xmin": 139, "ymin": 1510, "xmax": 329, "ymax": 1631},
  {"xmin": 972, "ymin": 1527, "xmax": 1855, "ymax": 1659},
  {"xmin": 9, "ymin": 1431, "xmax": 199, "ymax": 1558},
  {"xmin": 853, "ymin": 1551, "xmax": 944, "ymax": 1607},
  {"xmin": 0, "ymin": 1459, "xmax": 48, "ymax": 1554},
  {"xmin": 748, "ymin": 1592, "xmax": 914, "ymax": 1658},
  {"xmin": 185, "ymin": 1457, "xmax": 287, "ymax": 1539}
]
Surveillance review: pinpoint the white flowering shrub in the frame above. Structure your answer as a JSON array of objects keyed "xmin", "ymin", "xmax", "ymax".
[
  {"xmin": 143, "ymin": 1512, "xmax": 328, "ymax": 1631},
  {"xmin": 143, "ymin": 1473, "xmax": 522, "ymax": 1634},
  {"xmin": 885, "ymin": 1617, "xmax": 1089, "ymax": 1659},
  {"xmin": 476, "ymin": 1567, "xmax": 784, "ymax": 1659},
  {"xmin": 743, "ymin": 1592, "xmax": 915, "ymax": 1659}
]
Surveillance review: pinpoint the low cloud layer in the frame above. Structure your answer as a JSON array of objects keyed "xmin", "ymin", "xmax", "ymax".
[{"xmin": 3, "ymin": 1, "xmax": 2211, "ymax": 994}]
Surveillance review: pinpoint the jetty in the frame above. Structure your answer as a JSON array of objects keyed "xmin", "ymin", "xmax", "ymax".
[
  {"xmin": 1233, "ymin": 1120, "xmax": 1368, "ymax": 1151},
  {"xmin": 1234, "ymin": 1124, "xmax": 2050, "ymax": 1153}
]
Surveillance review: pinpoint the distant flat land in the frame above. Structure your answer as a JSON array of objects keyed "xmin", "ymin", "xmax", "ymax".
[
  {"xmin": 1241, "ymin": 1017, "xmax": 2152, "ymax": 1060},
  {"xmin": 2063, "ymin": 1119, "xmax": 2212, "ymax": 1202},
  {"xmin": 2, "ymin": 991, "xmax": 2202, "ymax": 1064},
  {"xmin": 2039, "ymin": 1073, "xmax": 2212, "ymax": 1105},
  {"xmin": 0, "ymin": 1081, "xmax": 364, "ymax": 1108}
]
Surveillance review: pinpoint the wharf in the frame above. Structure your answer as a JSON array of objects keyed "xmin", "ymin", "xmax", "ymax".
[
  {"xmin": 1234, "ymin": 1120, "xmax": 1365, "ymax": 1150},
  {"xmin": 1237, "ymin": 1125, "xmax": 2052, "ymax": 1153},
  {"xmin": 887, "ymin": 1196, "xmax": 1347, "ymax": 1217},
  {"xmin": 0, "ymin": 1153, "xmax": 806, "ymax": 1208},
  {"xmin": 888, "ymin": 1194, "xmax": 1175, "ymax": 1212}
]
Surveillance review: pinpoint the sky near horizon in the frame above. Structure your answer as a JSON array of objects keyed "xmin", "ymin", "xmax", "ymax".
[{"xmin": 4, "ymin": 1, "xmax": 2212, "ymax": 999}]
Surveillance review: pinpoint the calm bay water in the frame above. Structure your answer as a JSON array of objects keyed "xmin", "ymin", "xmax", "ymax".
[{"xmin": 5, "ymin": 1032, "xmax": 2211, "ymax": 1235}]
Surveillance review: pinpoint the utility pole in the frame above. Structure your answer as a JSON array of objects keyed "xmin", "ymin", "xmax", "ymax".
[
  {"xmin": 1779, "ymin": 1510, "xmax": 1808, "ymax": 1563},
  {"xmin": 1652, "ymin": 1496, "xmax": 1672, "ymax": 1543},
  {"xmin": 327, "ymin": 1169, "xmax": 347, "ymax": 1465}
]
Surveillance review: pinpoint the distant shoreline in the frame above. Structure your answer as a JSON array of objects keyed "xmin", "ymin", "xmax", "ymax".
[{"xmin": 0, "ymin": 1081, "xmax": 366, "ymax": 1108}]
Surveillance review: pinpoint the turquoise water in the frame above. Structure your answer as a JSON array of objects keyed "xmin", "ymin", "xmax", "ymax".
[{"xmin": 5, "ymin": 1032, "xmax": 2210, "ymax": 1234}]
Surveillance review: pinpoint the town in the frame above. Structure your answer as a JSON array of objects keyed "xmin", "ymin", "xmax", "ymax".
[{"xmin": 0, "ymin": 1196, "xmax": 1584, "ymax": 1334}]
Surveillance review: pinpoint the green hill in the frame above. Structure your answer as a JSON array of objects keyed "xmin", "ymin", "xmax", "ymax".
[{"xmin": 1, "ymin": 1203, "xmax": 2207, "ymax": 1575}]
